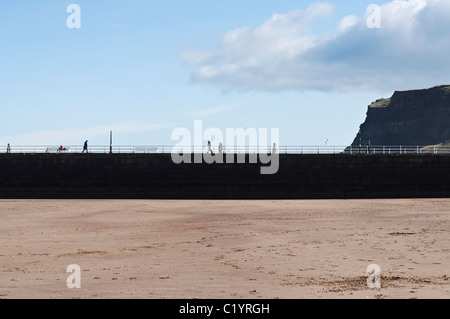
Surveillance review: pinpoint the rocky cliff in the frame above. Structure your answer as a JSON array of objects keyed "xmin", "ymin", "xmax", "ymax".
[{"xmin": 350, "ymin": 85, "xmax": 450, "ymax": 147}]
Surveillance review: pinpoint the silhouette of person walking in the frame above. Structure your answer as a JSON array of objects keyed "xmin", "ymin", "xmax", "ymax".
[
  {"xmin": 83, "ymin": 140, "xmax": 88, "ymax": 153},
  {"xmin": 6, "ymin": 143, "xmax": 11, "ymax": 154}
]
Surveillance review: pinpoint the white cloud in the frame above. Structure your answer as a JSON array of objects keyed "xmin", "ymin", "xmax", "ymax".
[
  {"xmin": 183, "ymin": 0, "xmax": 450, "ymax": 92},
  {"xmin": 338, "ymin": 15, "xmax": 359, "ymax": 33}
]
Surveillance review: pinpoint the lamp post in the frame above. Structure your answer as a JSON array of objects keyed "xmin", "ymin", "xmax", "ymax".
[{"xmin": 109, "ymin": 130, "xmax": 113, "ymax": 154}]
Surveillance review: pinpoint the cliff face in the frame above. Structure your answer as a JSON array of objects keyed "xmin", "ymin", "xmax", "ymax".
[{"xmin": 351, "ymin": 85, "xmax": 450, "ymax": 147}]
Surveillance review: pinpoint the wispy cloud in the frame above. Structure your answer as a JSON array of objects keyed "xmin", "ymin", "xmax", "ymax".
[
  {"xmin": 183, "ymin": 0, "xmax": 450, "ymax": 92},
  {"xmin": 0, "ymin": 122, "xmax": 172, "ymax": 146},
  {"xmin": 192, "ymin": 103, "xmax": 239, "ymax": 117}
]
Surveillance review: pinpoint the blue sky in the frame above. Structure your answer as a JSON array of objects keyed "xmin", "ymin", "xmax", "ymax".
[{"xmin": 0, "ymin": 0, "xmax": 449, "ymax": 147}]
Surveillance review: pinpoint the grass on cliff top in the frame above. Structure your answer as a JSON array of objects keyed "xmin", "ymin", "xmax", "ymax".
[{"xmin": 369, "ymin": 98, "xmax": 391, "ymax": 108}]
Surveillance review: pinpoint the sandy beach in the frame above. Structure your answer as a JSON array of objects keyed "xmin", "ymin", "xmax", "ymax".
[{"xmin": 0, "ymin": 199, "xmax": 449, "ymax": 299}]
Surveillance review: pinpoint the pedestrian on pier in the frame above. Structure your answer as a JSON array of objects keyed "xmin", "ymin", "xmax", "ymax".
[
  {"xmin": 6, "ymin": 143, "xmax": 11, "ymax": 154},
  {"xmin": 272, "ymin": 143, "xmax": 277, "ymax": 154},
  {"xmin": 83, "ymin": 140, "xmax": 89, "ymax": 153},
  {"xmin": 207, "ymin": 141, "xmax": 214, "ymax": 155}
]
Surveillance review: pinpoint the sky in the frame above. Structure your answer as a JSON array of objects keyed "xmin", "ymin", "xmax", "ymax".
[{"xmin": 0, "ymin": 0, "xmax": 449, "ymax": 147}]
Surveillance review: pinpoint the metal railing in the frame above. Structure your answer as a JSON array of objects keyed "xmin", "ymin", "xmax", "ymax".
[{"xmin": 1, "ymin": 144, "xmax": 450, "ymax": 155}]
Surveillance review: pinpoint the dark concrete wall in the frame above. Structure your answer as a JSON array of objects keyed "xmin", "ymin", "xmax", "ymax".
[{"xmin": 0, "ymin": 153, "xmax": 449, "ymax": 199}]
